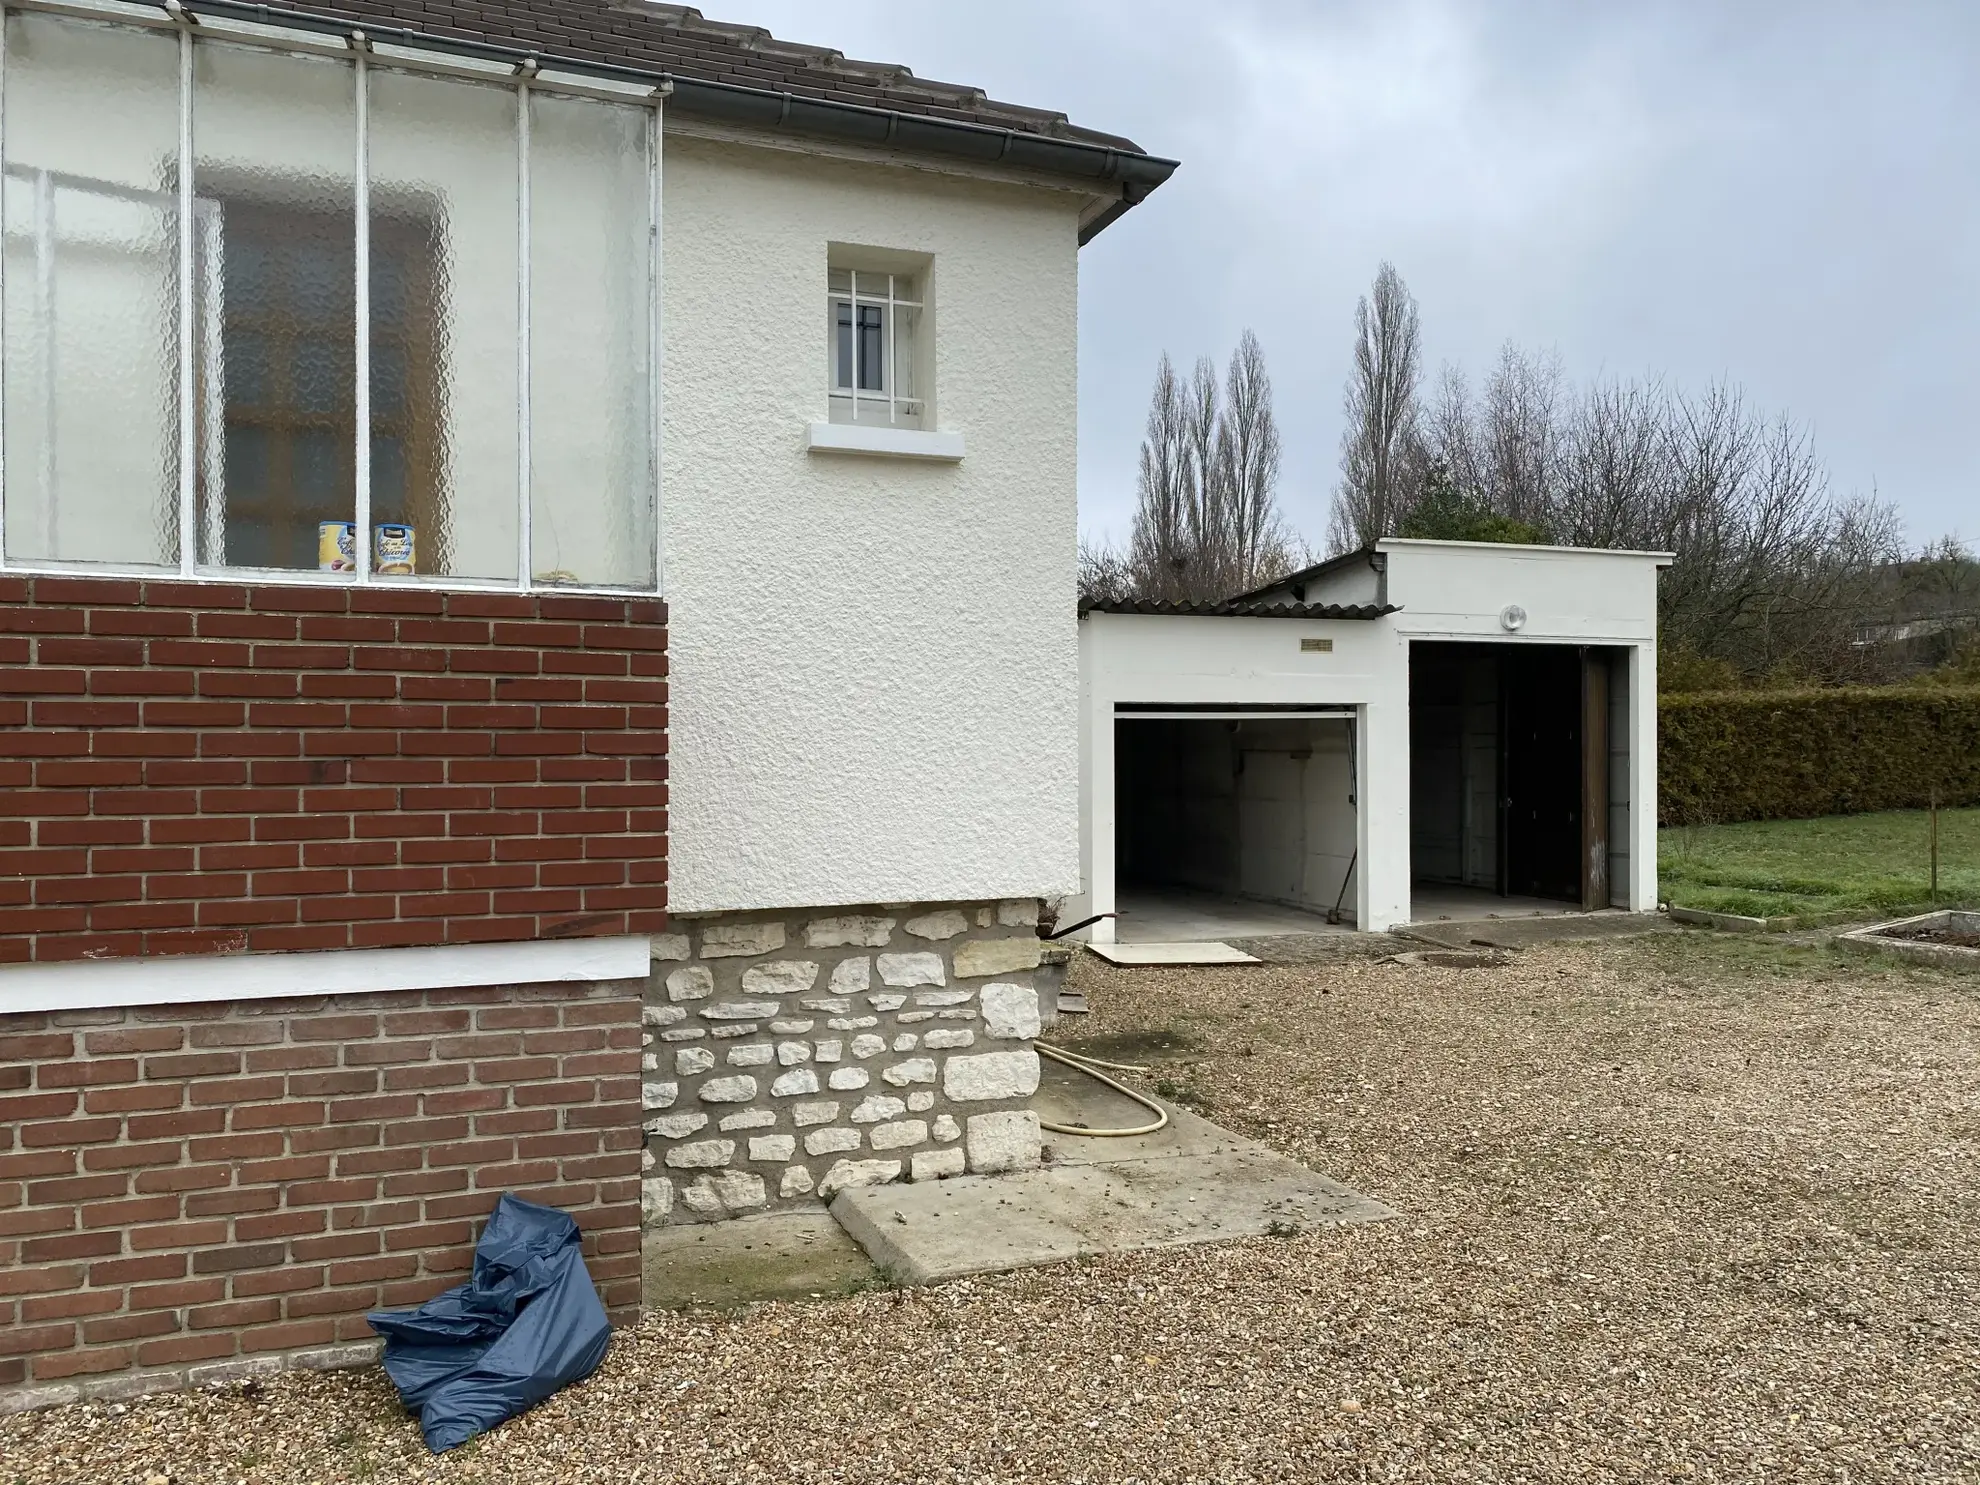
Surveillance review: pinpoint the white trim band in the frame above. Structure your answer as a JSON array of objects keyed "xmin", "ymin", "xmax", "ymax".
[
  {"xmin": 804, "ymin": 421, "xmax": 963, "ymax": 462},
  {"xmin": 0, "ymin": 935, "xmax": 651, "ymax": 1014}
]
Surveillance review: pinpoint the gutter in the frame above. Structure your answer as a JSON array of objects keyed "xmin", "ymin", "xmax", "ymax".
[{"xmin": 163, "ymin": 0, "xmax": 1179, "ymax": 242}]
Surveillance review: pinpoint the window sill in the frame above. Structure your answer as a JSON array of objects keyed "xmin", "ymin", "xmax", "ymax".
[{"xmin": 805, "ymin": 421, "xmax": 964, "ymax": 462}]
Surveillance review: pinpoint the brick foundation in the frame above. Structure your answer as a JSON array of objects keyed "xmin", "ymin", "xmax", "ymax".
[
  {"xmin": 0, "ymin": 574, "xmax": 667, "ymax": 964},
  {"xmin": 0, "ymin": 979, "xmax": 641, "ymax": 1409}
]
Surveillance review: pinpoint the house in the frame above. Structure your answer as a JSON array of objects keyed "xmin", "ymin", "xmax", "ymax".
[
  {"xmin": 1074, "ymin": 539, "xmax": 1671, "ymax": 939},
  {"xmin": 0, "ymin": 0, "xmax": 1173, "ymax": 1406}
]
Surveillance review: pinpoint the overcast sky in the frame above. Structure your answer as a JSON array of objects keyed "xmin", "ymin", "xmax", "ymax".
[{"xmin": 736, "ymin": 0, "xmax": 1977, "ymax": 553}]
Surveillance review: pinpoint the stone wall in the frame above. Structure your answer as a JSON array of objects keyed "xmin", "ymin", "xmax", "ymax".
[{"xmin": 642, "ymin": 901, "xmax": 1043, "ymax": 1221}]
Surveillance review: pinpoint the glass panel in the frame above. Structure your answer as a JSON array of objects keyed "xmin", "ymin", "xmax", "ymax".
[
  {"xmin": 528, "ymin": 93, "xmax": 652, "ymax": 590},
  {"xmin": 368, "ymin": 67, "xmax": 518, "ymax": 582},
  {"xmin": 831, "ymin": 299, "xmax": 852, "ymax": 389},
  {"xmin": 856, "ymin": 304, "xmax": 885, "ymax": 392},
  {"xmin": 827, "ymin": 266, "xmax": 850, "ymax": 294},
  {"xmin": 191, "ymin": 40, "xmax": 357, "ymax": 572},
  {"xmin": 2, "ymin": 13, "xmax": 180, "ymax": 566}
]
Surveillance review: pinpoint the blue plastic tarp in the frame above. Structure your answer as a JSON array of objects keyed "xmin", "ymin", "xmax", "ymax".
[{"xmin": 367, "ymin": 1193, "xmax": 612, "ymax": 1452}]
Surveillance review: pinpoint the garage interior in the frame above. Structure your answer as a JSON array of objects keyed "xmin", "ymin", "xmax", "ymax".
[
  {"xmin": 1113, "ymin": 710, "xmax": 1359, "ymax": 940},
  {"xmin": 1408, "ymin": 641, "xmax": 1631, "ymax": 914}
]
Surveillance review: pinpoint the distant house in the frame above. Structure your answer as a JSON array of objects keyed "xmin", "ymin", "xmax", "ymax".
[
  {"xmin": 1075, "ymin": 539, "xmax": 1670, "ymax": 938},
  {"xmin": 0, "ymin": 0, "xmax": 1172, "ymax": 1407}
]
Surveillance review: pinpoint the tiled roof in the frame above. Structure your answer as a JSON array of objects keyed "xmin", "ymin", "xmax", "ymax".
[
  {"xmin": 1078, "ymin": 599, "xmax": 1399, "ymax": 620},
  {"xmin": 182, "ymin": 0, "xmax": 1174, "ymax": 237},
  {"xmin": 201, "ymin": 0, "xmax": 1152, "ymax": 153}
]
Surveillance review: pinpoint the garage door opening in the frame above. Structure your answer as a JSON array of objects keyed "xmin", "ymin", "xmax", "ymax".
[
  {"xmin": 1409, "ymin": 642, "xmax": 1630, "ymax": 917},
  {"xmin": 1113, "ymin": 713, "xmax": 1358, "ymax": 941}
]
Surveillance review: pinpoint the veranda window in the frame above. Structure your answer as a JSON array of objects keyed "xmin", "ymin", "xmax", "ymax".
[{"xmin": 0, "ymin": 3, "xmax": 661, "ymax": 592}]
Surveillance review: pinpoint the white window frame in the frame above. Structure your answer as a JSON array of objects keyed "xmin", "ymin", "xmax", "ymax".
[
  {"xmin": 827, "ymin": 267, "xmax": 922, "ymax": 429},
  {"xmin": 0, "ymin": 0, "xmax": 668, "ymax": 597}
]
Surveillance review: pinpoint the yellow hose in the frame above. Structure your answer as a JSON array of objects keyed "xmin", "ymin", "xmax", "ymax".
[{"xmin": 1034, "ymin": 1041, "xmax": 1171, "ymax": 1137}]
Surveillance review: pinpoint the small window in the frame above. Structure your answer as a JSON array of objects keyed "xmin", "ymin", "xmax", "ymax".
[{"xmin": 826, "ymin": 266, "xmax": 922, "ymax": 428}]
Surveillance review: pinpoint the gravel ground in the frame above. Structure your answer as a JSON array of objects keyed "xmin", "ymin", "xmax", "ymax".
[{"xmin": 6, "ymin": 930, "xmax": 1977, "ymax": 1483}]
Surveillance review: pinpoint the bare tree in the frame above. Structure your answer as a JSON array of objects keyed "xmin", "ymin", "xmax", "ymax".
[
  {"xmin": 1218, "ymin": 328, "xmax": 1293, "ymax": 589},
  {"xmin": 1182, "ymin": 356, "xmax": 1229, "ymax": 594},
  {"xmin": 1077, "ymin": 538, "xmax": 1134, "ymax": 606},
  {"xmin": 1102, "ymin": 335, "xmax": 1304, "ymax": 602},
  {"xmin": 1329, "ymin": 262, "xmax": 1424, "ymax": 554},
  {"xmin": 1418, "ymin": 359, "xmax": 1905, "ymax": 683},
  {"xmin": 1477, "ymin": 344, "xmax": 1564, "ymax": 527},
  {"xmin": 1127, "ymin": 354, "xmax": 1192, "ymax": 600}
]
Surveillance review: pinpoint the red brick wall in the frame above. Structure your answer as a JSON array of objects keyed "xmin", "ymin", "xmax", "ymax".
[
  {"xmin": 0, "ymin": 981, "xmax": 642, "ymax": 1398},
  {"xmin": 0, "ymin": 575, "xmax": 667, "ymax": 963}
]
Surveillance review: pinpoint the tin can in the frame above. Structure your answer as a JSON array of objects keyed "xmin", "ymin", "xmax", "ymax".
[
  {"xmin": 318, "ymin": 521, "xmax": 356, "ymax": 572},
  {"xmin": 374, "ymin": 523, "xmax": 415, "ymax": 577}
]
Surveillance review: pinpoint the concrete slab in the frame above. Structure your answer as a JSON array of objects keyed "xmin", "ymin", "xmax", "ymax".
[
  {"xmin": 643, "ymin": 1208, "xmax": 876, "ymax": 1310},
  {"xmin": 1400, "ymin": 912, "xmax": 1670, "ymax": 950},
  {"xmin": 831, "ymin": 1053, "xmax": 1394, "ymax": 1284},
  {"xmin": 1409, "ymin": 885, "xmax": 1572, "ymax": 921},
  {"xmin": 830, "ymin": 1149, "xmax": 1394, "ymax": 1285},
  {"xmin": 1111, "ymin": 886, "xmax": 1351, "ymax": 943},
  {"xmin": 1836, "ymin": 910, "xmax": 1980, "ymax": 971},
  {"xmin": 1032, "ymin": 1056, "xmax": 1232, "ymax": 1164},
  {"xmin": 1227, "ymin": 932, "xmax": 1413, "ymax": 965},
  {"xmin": 1087, "ymin": 941, "xmax": 1260, "ymax": 966}
]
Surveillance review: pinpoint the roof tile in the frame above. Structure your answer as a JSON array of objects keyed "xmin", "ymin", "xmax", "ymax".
[{"xmin": 237, "ymin": 0, "xmax": 1144, "ymax": 151}]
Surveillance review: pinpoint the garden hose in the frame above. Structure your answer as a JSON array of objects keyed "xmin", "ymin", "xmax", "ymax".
[{"xmin": 1034, "ymin": 1041, "xmax": 1171, "ymax": 1138}]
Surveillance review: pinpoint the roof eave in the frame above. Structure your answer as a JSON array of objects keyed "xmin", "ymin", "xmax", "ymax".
[
  {"xmin": 666, "ymin": 77, "xmax": 1178, "ymax": 237},
  {"xmin": 1077, "ymin": 600, "xmax": 1400, "ymax": 620},
  {"xmin": 156, "ymin": 0, "xmax": 1178, "ymax": 230}
]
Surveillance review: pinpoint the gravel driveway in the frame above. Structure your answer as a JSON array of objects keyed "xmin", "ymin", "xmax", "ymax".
[{"xmin": 6, "ymin": 931, "xmax": 1977, "ymax": 1482}]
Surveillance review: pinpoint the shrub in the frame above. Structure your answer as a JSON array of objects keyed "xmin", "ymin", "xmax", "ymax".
[{"xmin": 1660, "ymin": 687, "xmax": 1980, "ymax": 825}]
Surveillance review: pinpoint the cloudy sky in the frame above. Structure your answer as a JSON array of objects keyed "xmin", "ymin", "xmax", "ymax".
[{"xmin": 739, "ymin": 0, "xmax": 1976, "ymax": 553}]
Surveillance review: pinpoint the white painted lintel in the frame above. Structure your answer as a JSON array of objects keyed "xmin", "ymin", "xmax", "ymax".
[{"xmin": 0, "ymin": 935, "xmax": 652, "ymax": 1016}]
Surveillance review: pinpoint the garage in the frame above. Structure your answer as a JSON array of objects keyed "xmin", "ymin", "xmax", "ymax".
[
  {"xmin": 1075, "ymin": 538, "xmax": 1668, "ymax": 939},
  {"xmin": 1115, "ymin": 710, "xmax": 1359, "ymax": 934},
  {"xmin": 1409, "ymin": 641, "xmax": 1632, "ymax": 913}
]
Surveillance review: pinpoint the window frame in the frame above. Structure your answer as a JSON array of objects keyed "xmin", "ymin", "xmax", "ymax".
[
  {"xmin": 0, "ymin": 0, "xmax": 667, "ymax": 596},
  {"xmin": 826, "ymin": 265, "xmax": 923, "ymax": 429}
]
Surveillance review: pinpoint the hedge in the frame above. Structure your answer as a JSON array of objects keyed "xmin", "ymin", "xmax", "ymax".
[{"xmin": 1659, "ymin": 686, "xmax": 1980, "ymax": 826}]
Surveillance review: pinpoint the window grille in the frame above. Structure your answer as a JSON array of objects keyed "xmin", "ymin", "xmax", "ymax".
[{"xmin": 827, "ymin": 267, "xmax": 922, "ymax": 428}]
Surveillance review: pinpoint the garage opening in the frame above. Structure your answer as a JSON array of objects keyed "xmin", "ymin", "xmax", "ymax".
[
  {"xmin": 1114, "ymin": 712, "xmax": 1358, "ymax": 940},
  {"xmin": 1408, "ymin": 642, "xmax": 1630, "ymax": 915}
]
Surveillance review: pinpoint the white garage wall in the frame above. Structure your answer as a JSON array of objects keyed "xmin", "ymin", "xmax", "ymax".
[
  {"xmin": 1079, "ymin": 542, "xmax": 1670, "ymax": 935},
  {"xmin": 663, "ymin": 132, "xmax": 1085, "ymax": 914},
  {"xmin": 1080, "ymin": 614, "xmax": 1411, "ymax": 934}
]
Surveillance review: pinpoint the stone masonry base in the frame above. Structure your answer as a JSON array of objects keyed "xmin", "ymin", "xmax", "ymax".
[{"xmin": 643, "ymin": 901, "xmax": 1045, "ymax": 1222}]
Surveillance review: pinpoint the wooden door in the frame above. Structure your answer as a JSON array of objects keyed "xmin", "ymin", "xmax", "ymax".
[{"xmin": 1580, "ymin": 650, "xmax": 1611, "ymax": 910}]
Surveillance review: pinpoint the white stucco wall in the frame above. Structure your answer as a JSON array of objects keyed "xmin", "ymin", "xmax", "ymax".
[
  {"xmin": 662, "ymin": 130, "xmax": 1085, "ymax": 914},
  {"xmin": 1080, "ymin": 612, "xmax": 1408, "ymax": 933}
]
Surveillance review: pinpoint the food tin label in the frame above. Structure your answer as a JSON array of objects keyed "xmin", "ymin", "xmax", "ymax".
[
  {"xmin": 374, "ymin": 523, "xmax": 416, "ymax": 576},
  {"xmin": 318, "ymin": 521, "xmax": 356, "ymax": 572}
]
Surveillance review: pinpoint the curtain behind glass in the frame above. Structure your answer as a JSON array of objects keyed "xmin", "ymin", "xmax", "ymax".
[{"xmin": 191, "ymin": 40, "xmax": 356, "ymax": 573}]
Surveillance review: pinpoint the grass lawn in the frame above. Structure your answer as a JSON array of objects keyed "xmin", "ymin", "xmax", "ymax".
[{"xmin": 1660, "ymin": 805, "xmax": 1980, "ymax": 921}]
